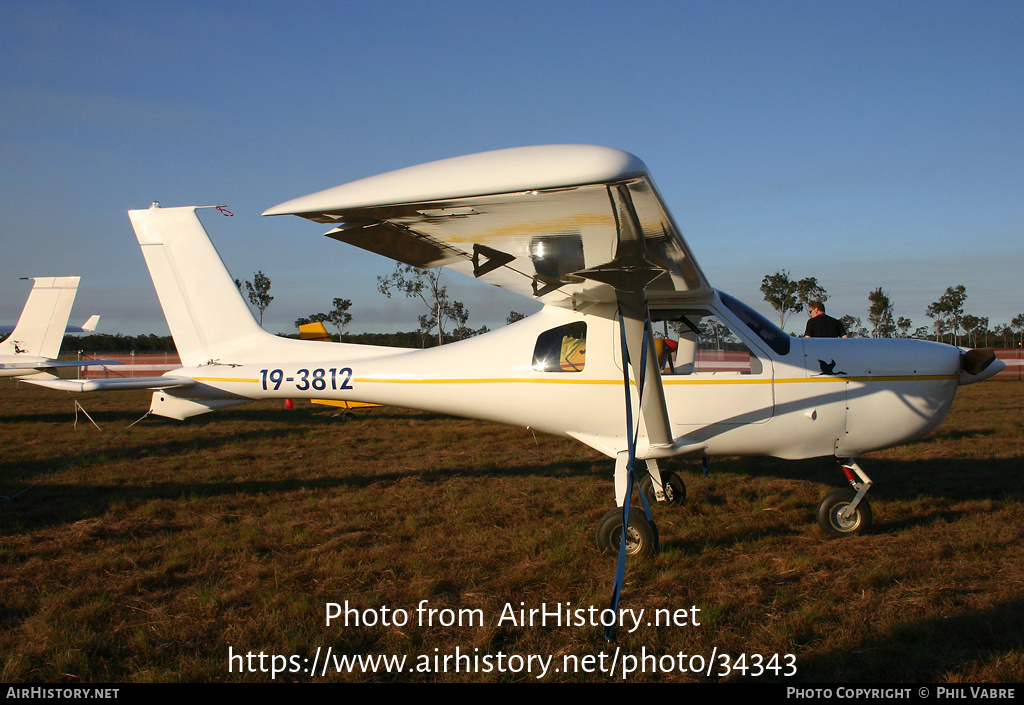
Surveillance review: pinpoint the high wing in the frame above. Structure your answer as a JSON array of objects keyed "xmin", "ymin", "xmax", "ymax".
[{"xmin": 263, "ymin": 145, "xmax": 711, "ymax": 306}]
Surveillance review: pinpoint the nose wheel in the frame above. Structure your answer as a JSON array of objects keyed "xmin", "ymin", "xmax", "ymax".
[
  {"xmin": 638, "ymin": 470, "xmax": 686, "ymax": 507},
  {"xmin": 816, "ymin": 488, "xmax": 872, "ymax": 536},
  {"xmin": 816, "ymin": 459, "xmax": 874, "ymax": 536}
]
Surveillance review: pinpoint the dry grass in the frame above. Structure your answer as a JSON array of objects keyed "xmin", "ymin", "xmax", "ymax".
[{"xmin": 1, "ymin": 382, "xmax": 1022, "ymax": 683}]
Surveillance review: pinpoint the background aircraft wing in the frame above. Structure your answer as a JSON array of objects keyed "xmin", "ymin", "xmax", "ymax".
[{"xmin": 264, "ymin": 145, "xmax": 712, "ymax": 306}]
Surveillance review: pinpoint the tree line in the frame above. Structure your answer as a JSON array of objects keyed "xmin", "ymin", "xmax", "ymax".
[
  {"xmin": 66, "ymin": 267, "xmax": 1022, "ymax": 354},
  {"xmin": 61, "ymin": 333, "xmax": 175, "ymax": 353},
  {"xmin": 296, "ymin": 264, "xmax": 495, "ymax": 347},
  {"xmin": 61, "ymin": 266, "xmax": 506, "ymax": 354},
  {"xmin": 258, "ymin": 265, "xmax": 494, "ymax": 348},
  {"xmin": 761, "ymin": 270, "xmax": 1023, "ymax": 347}
]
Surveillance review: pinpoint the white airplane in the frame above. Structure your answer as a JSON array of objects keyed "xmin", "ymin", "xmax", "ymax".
[
  {"xmin": 30, "ymin": 145, "xmax": 1004, "ymax": 557},
  {"xmin": 0, "ymin": 277, "xmax": 106, "ymax": 380}
]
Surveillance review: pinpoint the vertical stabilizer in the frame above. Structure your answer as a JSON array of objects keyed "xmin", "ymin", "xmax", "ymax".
[
  {"xmin": 0, "ymin": 277, "xmax": 80, "ymax": 359},
  {"xmin": 79, "ymin": 315, "xmax": 100, "ymax": 333},
  {"xmin": 129, "ymin": 204, "xmax": 269, "ymax": 366}
]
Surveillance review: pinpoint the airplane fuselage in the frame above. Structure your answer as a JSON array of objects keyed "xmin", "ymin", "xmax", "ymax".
[{"xmin": 148, "ymin": 293, "xmax": 964, "ymax": 463}]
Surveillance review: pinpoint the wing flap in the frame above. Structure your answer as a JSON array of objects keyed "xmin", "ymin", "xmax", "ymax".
[{"xmin": 325, "ymin": 219, "xmax": 468, "ymax": 269}]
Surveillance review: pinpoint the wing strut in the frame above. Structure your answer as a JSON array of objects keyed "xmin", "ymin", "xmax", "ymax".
[
  {"xmin": 604, "ymin": 301, "xmax": 657, "ymax": 641},
  {"xmin": 578, "ymin": 183, "xmax": 675, "ymax": 450},
  {"xmin": 574, "ymin": 184, "xmax": 677, "ymax": 640}
]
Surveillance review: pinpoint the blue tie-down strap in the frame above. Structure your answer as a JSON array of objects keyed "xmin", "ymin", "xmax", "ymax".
[{"xmin": 605, "ymin": 306, "xmax": 655, "ymax": 641}]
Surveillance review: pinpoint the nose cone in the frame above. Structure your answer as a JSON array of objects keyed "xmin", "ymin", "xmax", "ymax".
[{"xmin": 958, "ymin": 348, "xmax": 1005, "ymax": 385}]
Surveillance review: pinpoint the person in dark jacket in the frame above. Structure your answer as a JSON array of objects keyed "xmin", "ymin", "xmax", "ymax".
[{"xmin": 804, "ymin": 301, "xmax": 847, "ymax": 338}]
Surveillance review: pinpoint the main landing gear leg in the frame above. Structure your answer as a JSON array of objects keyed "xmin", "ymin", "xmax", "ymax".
[
  {"xmin": 612, "ymin": 456, "xmax": 685, "ymax": 508},
  {"xmin": 612, "ymin": 451, "xmax": 631, "ymax": 508},
  {"xmin": 816, "ymin": 458, "xmax": 874, "ymax": 537},
  {"xmin": 597, "ymin": 453, "xmax": 659, "ymax": 557}
]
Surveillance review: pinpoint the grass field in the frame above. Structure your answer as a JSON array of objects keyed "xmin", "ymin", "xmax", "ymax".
[{"xmin": 1, "ymin": 382, "xmax": 1022, "ymax": 683}]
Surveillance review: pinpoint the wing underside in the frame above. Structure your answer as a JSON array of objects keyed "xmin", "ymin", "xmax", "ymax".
[{"xmin": 265, "ymin": 146, "xmax": 711, "ymax": 306}]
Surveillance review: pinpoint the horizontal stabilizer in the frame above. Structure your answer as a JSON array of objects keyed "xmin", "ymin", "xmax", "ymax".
[
  {"xmin": 25, "ymin": 376, "xmax": 195, "ymax": 393},
  {"xmin": 0, "ymin": 358, "xmax": 122, "ymax": 371}
]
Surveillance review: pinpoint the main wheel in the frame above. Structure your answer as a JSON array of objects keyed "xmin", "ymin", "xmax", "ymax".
[
  {"xmin": 638, "ymin": 471, "xmax": 686, "ymax": 506},
  {"xmin": 816, "ymin": 488, "xmax": 872, "ymax": 537},
  {"xmin": 595, "ymin": 509, "xmax": 658, "ymax": 556}
]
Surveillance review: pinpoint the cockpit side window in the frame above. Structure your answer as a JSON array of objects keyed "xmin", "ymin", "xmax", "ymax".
[
  {"xmin": 532, "ymin": 322, "xmax": 587, "ymax": 372},
  {"xmin": 650, "ymin": 309, "xmax": 762, "ymax": 375}
]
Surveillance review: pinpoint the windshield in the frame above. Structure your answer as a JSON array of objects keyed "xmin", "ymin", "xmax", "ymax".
[{"xmin": 717, "ymin": 290, "xmax": 791, "ymax": 356}]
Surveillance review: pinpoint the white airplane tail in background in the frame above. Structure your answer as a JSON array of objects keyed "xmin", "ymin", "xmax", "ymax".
[
  {"xmin": 129, "ymin": 204, "xmax": 270, "ymax": 366},
  {"xmin": 77, "ymin": 315, "xmax": 101, "ymax": 333},
  {"xmin": 0, "ymin": 277, "xmax": 80, "ymax": 359}
]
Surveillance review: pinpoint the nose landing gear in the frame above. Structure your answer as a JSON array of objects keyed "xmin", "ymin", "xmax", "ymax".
[
  {"xmin": 816, "ymin": 459, "xmax": 873, "ymax": 536},
  {"xmin": 638, "ymin": 469, "xmax": 687, "ymax": 507}
]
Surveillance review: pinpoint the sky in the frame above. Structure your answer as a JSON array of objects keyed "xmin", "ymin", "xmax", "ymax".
[{"xmin": 1, "ymin": 0, "xmax": 1021, "ymax": 338}]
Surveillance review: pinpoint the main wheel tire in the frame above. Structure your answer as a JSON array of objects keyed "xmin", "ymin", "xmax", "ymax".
[
  {"xmin": 638, "ymin": 471, "xmax": 687, "ymax": 507},
  {"xmin": 816, "ymin": 488, "xmax": 872, "ymax": 537},
  {"xmin": 595, "ymin": 509, "xmax": 659, "ymax": 556}
]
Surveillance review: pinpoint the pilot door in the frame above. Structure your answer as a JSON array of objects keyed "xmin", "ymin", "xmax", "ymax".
[{"xmin": 643, "ymin": 305, "xmax": 776, "ymax": 427}]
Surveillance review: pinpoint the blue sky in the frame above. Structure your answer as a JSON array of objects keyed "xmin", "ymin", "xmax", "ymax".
[{"xmin": 1, "ymin": 1, "xmax": 1021, "ymax": 337}]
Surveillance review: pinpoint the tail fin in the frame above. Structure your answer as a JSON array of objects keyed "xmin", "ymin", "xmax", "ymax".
[
  {"xmin": 129, "ymin": 204, "xmax": 269, "ymax": 366},
  {"xmin": 0, "ymin": 277, "xmax": 80, "ymax": 359},
  {"xmin": 298, "ymin": 321, "xmax": 332, "ymax": 341},
  {"xmin": 78, "ymin": 315, "xmax": 100, "ymax": 333}
]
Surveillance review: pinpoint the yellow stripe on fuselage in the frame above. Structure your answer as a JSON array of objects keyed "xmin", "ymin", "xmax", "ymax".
[
  {"xmin": 774, "ymin": 375, "xmax": 957, "ymax": 384},
  {"xmin": 194, "ymin": 376, "xmax": 261, "ymax": 384},
  {"xmin": 192, "ymin": 374, "xmax": 957, "ymax": 387}
]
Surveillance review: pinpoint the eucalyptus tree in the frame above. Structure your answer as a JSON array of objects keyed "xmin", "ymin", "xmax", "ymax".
[
  {"xmin": 867, "ymin": 287, "xmax": 896, "ymax": 338},
  {"xmin": 760, "ymin": 270, "xmax": 827, "ymax": 328},
  {"xmin": 925, "ymin": 285, "xmax": 967, "ymax": 345},
  {"xmin": 377, "ymin": 264, "xmax": 486, "ymax": 346},
  {"xmin": 235, "ymin": 271, "xmax": 273, "ymax": 326},
  {"xmin": 296, "ymin": 298, "xmax": 353, "ymax": 338}
]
